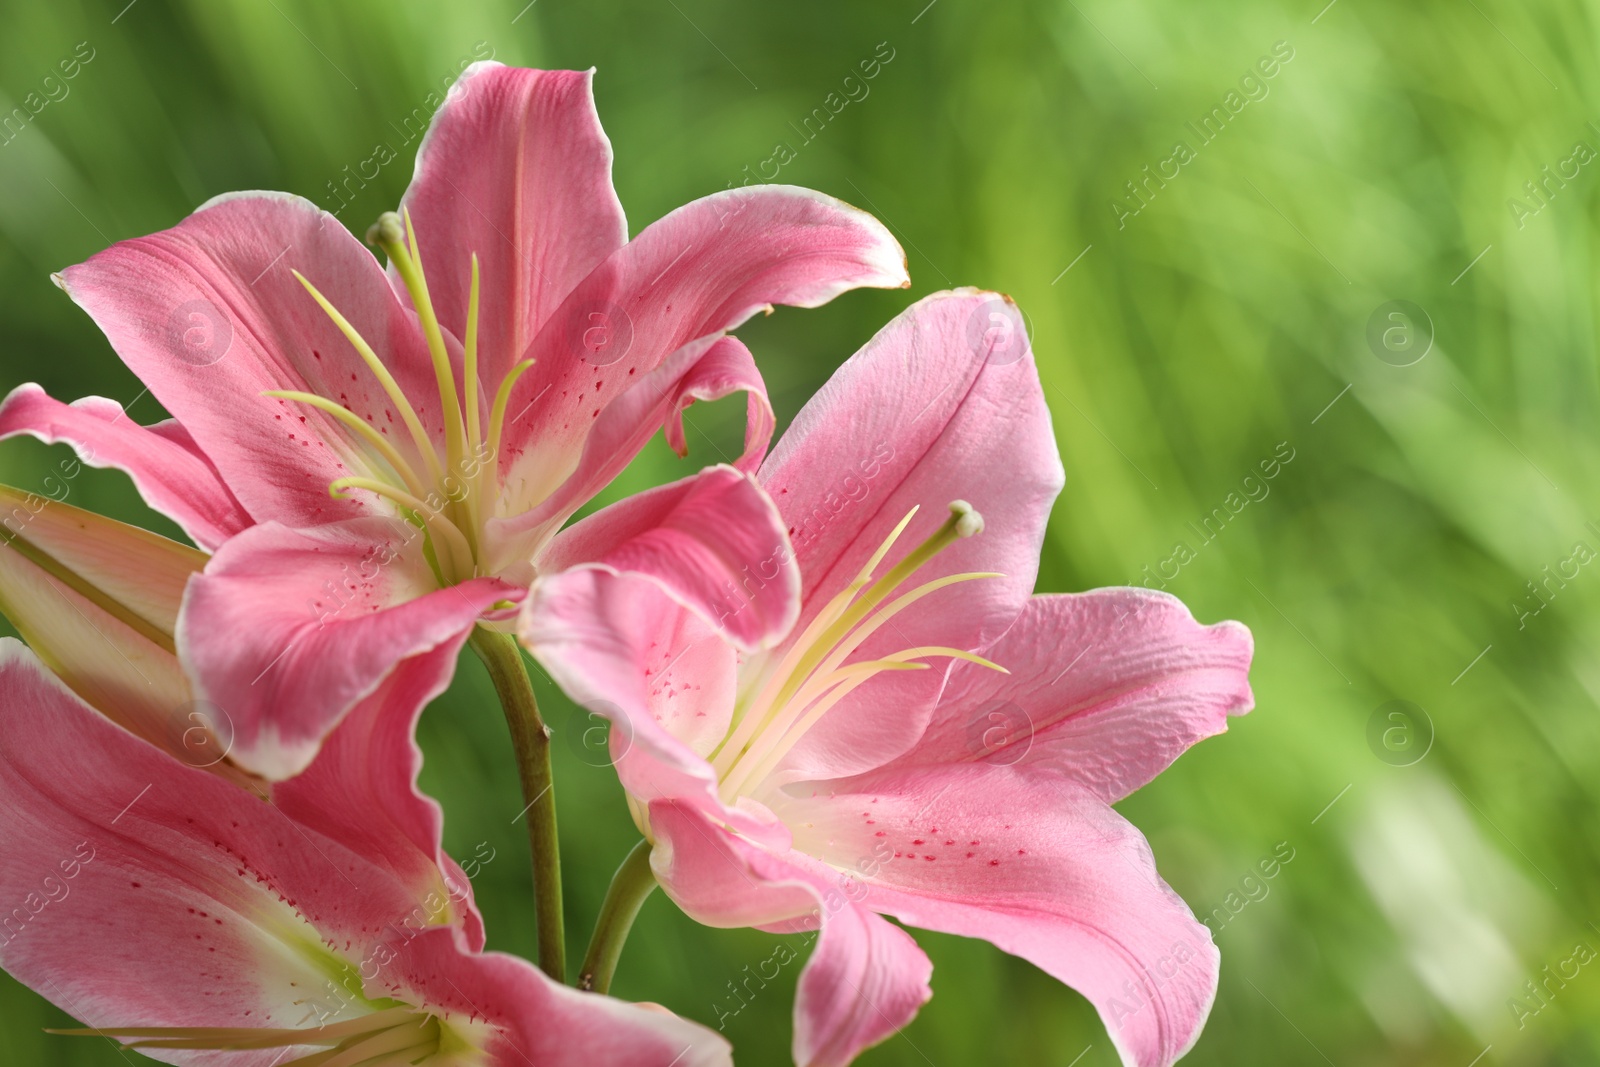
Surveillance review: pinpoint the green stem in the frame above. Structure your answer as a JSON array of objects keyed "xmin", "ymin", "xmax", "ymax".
[
  {"xmin": 470, "ymin": 629, "xmax": 565, "ymax": 982},
  {"xmin": 578, "ymin": 839, "xmax": 657, "ymax": 994}
]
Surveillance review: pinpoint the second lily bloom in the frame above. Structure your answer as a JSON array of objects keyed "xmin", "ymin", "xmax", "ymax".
[{"xmin": 524, "ymin": 289, "xmax": 1256, "ymax": 1067}]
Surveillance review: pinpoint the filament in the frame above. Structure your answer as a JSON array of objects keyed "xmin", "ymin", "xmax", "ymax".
[{"xmin": 292, "ymin": 270, "xmax": 443, "ymax": 488}]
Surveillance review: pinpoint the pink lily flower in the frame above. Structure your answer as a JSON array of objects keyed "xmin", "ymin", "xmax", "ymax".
[
  {"xmin": 0, "ymin": 640, "xmax": 733, "ymax": 1066},
  {"xmin": 0, "ymin": 490, "xmax": 732, "ymax": 1065},
  {"xmin": 522, "ymin": 290, "xmax": 1256, "ymax": 1067},
  {"xmin": 0, "ymin": 61, "xmax": 907, "ymax": 779}
]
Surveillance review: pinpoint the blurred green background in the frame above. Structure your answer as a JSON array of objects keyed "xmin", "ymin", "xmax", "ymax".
[{"xmin": 2, "ymin": 0, "xmax": 1598, "ymax": 1063}]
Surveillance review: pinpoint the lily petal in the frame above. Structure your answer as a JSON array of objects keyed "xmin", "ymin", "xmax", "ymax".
[
  {"xmin": 398, "ymin": 63, "xmax": 629, "ymax": 392},
  {"xmin": 57, "ymin": 192, "xmax": 444, "ymax": 528},
  {"xmin": 178, "ymin": 518, "xmax": 515, "ymax": 779},
  {"xmin": 660, "ymin": 335, "xmax": 775, "ymax": 474},
  {"xmin": 0, "ymin": 487, "xmax": 483, "ymax": 940},
  {"xmin": 792, "ymin": 898, "xmax": 933, "ymax": 1067},
  {"xmin": 524, "ymin": 467, "xmax": 801, "ymax": 814},
  {"xmin": 522, "ymin": 565, "xmax": 737, "ymax": 808},
  {"xmin": 896, "ymin": 590, "xmax": 1254, "ymax": 802},
  {"xmin": 273, "ymin": 639, "xmax": 487, "ymax": 953},
  {"xmin": 0, "ymin": 384, "xmax": 251, "ymax": 550},
  {"xmin": 0, "ymin": 640, "xmax": 732, "ymax": 1067},
  {"xmin": 537, "ymin": 464, "xmax": 798, "ymax": 651},
  {"xmin": 764, "ymin": 288, "xmax": 1061, "ymax": 649},
  {"xmin": 379, "ymin": 927, "xmax": 733, "ymax": 1067},
  {"xmin": 779, "ymin": 763, "xmax": 1219, "ymax": 1067},
  {"xmin": 492, "ymin": 184, "xmax": 907, "ymax": 523}
]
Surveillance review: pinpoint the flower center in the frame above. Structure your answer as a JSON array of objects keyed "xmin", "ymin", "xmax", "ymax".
[
  {"xmin": 707, "ymin": 500, "xmax": 1006, "ymax": 804},
  {"xmin": 53, "ymin": 1003, "xmax": 449, "ymax": 1065},
  {"xmin": 269, "ymin": 210, "xmax": 535, "ymax": 586}
]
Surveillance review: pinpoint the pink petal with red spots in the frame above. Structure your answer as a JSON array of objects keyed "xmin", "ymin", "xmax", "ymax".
[
  {"xmin": 57, "ymin": 193, "xmax": 446, "ymax": 529},
  {"xmin": 486, "ymin": 333, "xmax": 774, "ymax": 570},
  {"xmin": 0, "ymin": 640, "xmax": 731, "ymax": 1067},
  {"xmin": 777, "ymin": 763, "xmax": 1219, "ymax": 1067}
]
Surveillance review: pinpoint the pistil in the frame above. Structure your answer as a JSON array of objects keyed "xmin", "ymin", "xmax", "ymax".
[{"xmin": 368, "ymin": 211, "xmax": 469, "ymax": 485}]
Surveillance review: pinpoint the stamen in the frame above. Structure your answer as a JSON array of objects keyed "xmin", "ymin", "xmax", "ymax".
[
  {"xmin": 710, "ymin": 509, "xmax": 926, "ymax": 772},
  {"xmin": 782, "ymin": 572, "xmax": 1005, "ymax": 715},
  {"xmin": 719, "ymin": 662, "xmax": 928, "ymax": 803},
  {"xmin": 369, "ymin": 211, "xmax": 468, "ymax": 481},
  {"xmin": 720, "ymin": 503, "xmax": 986, "ymax": 773},
  {"xmin": 293, "ymin": 270, "xmax": 444, "ymax": 488},
  {"xmin": 263, "ymin": 390, "xmax": 428, "ymax": 498},
  {"xmin": 329, "ymin": 477, "xmax": 476, "ymax": 582},
  {"xmin": 290, "ymin": 223, "xmax": 504, "ymax": 587},
  {"xmin": 847, "ymin": 502, "xmax": 984, "ymax": 632},
  {"xmin": 731, "ymin": 648, "xmax": 1010, "ymax": 797},
  {"xmin": 316, "ymin": 1015, "xmax": 435, "ymax": 1066},
  {"xmin": 709, "ymin": 576, "xmax": 862, "ymax": 776},
  {"xmin": 796, "ymin": 503, "xmax": 984, "ymax": 676},
  {"xmin": 852, "ymin": 505, "xmax": 921, "ymax": 586},
  {"xmin": 464, "ymin": 253, "xmax": 490, "ymax": 530},
  {"xmin": 726, "ymin": 644, "xmax": 1006, "ymax": 802}
]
